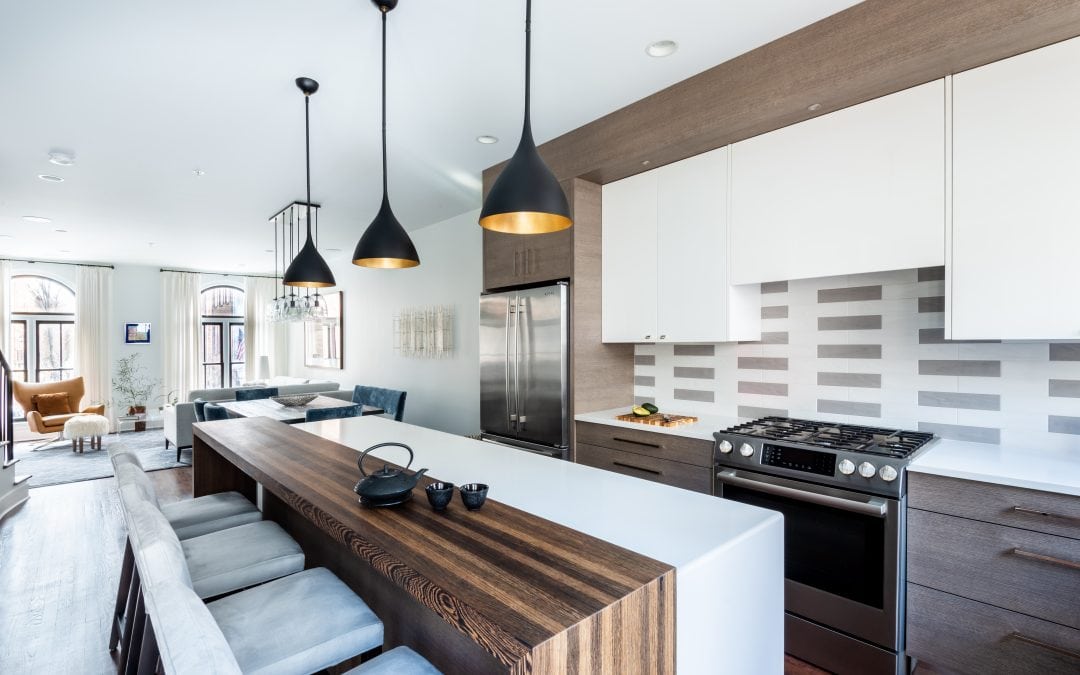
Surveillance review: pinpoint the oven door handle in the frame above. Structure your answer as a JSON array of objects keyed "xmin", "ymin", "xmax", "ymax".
[{"xmin": 716, "ymin": 470, "xmax": 888, "ymax": 518}]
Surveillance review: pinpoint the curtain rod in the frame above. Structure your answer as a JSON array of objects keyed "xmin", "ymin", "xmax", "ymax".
[
  {"xmin": 0, "ymin": 257, "xmax": 114, "ymax": 269},
  {"xmin": 159, "ymin": 267, "xmax": 279, "ymax": 280}
]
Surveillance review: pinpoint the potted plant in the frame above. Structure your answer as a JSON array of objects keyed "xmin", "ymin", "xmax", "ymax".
[{"xmin": 112, "ymin": 353, "xmax": 160, "ymax": 417}]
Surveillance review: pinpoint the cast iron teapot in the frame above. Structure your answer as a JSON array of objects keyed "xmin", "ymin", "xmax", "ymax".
[{"xmin": 354, "ymin": 442, "xmax": 428, "ymax": 506}]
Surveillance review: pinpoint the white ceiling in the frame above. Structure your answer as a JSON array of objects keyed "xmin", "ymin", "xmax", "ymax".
[{"xmin": 0, "ymin": 0, "xmax": 860, "ymax": 273}]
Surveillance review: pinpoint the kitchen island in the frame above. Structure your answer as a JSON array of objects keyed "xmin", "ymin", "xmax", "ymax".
[{"xmin": 193, "ymin": 415, "xmax": 783, "ymax": 674}]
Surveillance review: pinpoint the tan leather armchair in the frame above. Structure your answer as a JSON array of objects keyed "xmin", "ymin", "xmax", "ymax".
[{"xmin": 12, "ymin": 376, "xmax": 106, "ymax": 434}]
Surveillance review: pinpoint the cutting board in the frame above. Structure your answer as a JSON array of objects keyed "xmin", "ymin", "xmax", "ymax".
[{"xmin": 615, "ymin": 412, "xmax": 699, "ymax": 428}]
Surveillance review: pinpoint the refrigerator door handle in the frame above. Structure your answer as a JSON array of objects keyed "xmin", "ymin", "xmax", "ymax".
[
  {"xmin": 504, "ymin": 296, "xmax": 514, "ymax": 427},
  {"xmin": 519, "ymin": 295, "xmax": 527, "ymax": 429},
  {"xmin": 512, "ymin": 295, "xmax": 521, "ymax": 429}
]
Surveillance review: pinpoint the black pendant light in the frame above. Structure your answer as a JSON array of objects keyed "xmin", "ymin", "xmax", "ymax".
[
  {"xmin": 352, "ymin": 0, "xmax": 420, "ymax": 269},
  {"xmin": 479, "ymin": 0, "xmax": 571, "ymax": 235},
  {"xmin": 284, "ymin": 77, "xmax": 336, "ymax": 288}
]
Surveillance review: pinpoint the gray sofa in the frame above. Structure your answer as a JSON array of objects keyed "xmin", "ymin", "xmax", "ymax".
[{"xmin": 164, "ymin": 381, "xmax": 341, "ymax": 451}]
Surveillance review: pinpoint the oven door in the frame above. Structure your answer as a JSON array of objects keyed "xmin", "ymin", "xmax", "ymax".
[{"xmin": 716, "ymin": 468, "xmax": 901, "ymax": 650}]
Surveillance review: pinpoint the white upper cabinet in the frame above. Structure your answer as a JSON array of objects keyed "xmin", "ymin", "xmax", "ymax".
[
  {"xmin": 949, "ymin": 36, "xmax": 1080, "ymax": 339},
  {"xmin": 730, "ymin": 79, "xmax": 947, "ymax": 285},
  {"xmin": 602, "ymin": 147, "xmax": 760, "ymax": 344}
]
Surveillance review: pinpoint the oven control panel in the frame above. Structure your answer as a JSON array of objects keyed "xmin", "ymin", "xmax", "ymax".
[{"xmin": 761, "ymin": 444, "xmax": 836, "ymax": 477}]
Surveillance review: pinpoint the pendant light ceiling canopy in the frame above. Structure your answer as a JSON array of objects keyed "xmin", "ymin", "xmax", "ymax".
[
  {"xmin": 352, "ymin": 0, "xmax": 420, "ymax": 269},
  {"xmin": 284, "ymin": 76, "xmax": 336, "ymax": 287},
  {"xmin": 479, "ymin": 0, "xmax": 572, "ymax": 235}
]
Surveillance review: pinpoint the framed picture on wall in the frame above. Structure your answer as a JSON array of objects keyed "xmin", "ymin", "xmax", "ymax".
[
  {"xmin": 125, "ymin": 322, "xmax": 152, "ymax": 344},
  {"xmin": 304, "ymin": 292, "xmax": 343, "ymax": 369}
]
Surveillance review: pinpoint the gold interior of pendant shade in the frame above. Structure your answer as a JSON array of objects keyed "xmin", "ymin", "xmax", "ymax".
[
  {"xmin": 283, "ymin": 279, "xmax": 336, "ymax": 288},
  {"xmin": 479, "ymin": 211, "xmax": 573, "ymax": 235},
  {"xmin": 352, "ymin": 257, "xmax": 421, "ymax": 269}
]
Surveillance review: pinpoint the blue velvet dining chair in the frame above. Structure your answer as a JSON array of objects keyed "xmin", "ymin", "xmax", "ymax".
[
  {"xmin": 352, "ymin": 386, "xmax": 407, "ymax": 421},
  {"xmin": 235, "ymin": 387, "xmax": 279, "ymax": 401},
  {"xmin": 192, "ymin": 397, "xmax": 208, "ymax": 422},
  {"xmin": 305, "ymin": 404, "xmax": 361, "ymax": 423},
  {"xmin": 203, "ymin": 402, "xmax": 230, "ymax": 421}
]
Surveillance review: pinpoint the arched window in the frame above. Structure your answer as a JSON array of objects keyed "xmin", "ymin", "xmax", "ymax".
[
  {"xmin": 200, "ymin": 285, "xmax": 245, "ymax": 388},
  {"xmin": 10, "ymin": 275, "xmax": 77, "ymax": 384}
]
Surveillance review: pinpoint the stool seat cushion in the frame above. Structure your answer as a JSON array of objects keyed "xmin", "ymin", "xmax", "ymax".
[
  {"xmin": 182, "ymin": 521, "xmax": 304, "ymax": 599},
  {"xmin": 345, "ymin": 646, "xmax": 442, "ymax": 675},
  {"xmin": 63, "ymin": 413, "xmax": 109, "ymax": 439},
  {"xmin": 161, "ymin": 491, "xmax": 262, "ymax": 540},
  {"xmin": 209, "ymin": 567, "xmax": 384, "ymax": 675}
]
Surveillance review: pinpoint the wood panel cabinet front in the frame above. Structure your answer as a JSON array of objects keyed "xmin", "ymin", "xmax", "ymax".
[
  {"xmin": 482, "ymin": 228, "xmax": 572, "ymax": 291},
  {"xmin": 575, "ymin": 421, "xmax": 713, "ymax": 467},
  {"xmin": 576, "ymin": 442, "xmax": 712, "ymax": 494},
  {"xmin": 950, "ymin": 34, "xmax": 1080, "ymax": 339},
  {"xmin": 730, "ymin": 79, "xmax": 946, "ymax": 285}
]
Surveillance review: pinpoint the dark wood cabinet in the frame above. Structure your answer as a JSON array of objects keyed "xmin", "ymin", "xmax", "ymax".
[
  {"xmin": 573, "ymin": 421, "xmax": 713, "ymax": 495},
  {"xmin": 482, "ymin": 228, "xmax": 573, "ymax": 291}
]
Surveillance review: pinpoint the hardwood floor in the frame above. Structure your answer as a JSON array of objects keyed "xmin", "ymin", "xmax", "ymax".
[
  {"xmin": 0, "ymin": 467, "xmax": 826, "ymax": 674},
  {"xmin": 0, "ymin": 468, "xmax": 190, "ymax": 674}
]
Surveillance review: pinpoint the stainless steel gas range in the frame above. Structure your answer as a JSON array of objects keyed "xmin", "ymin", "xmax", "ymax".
[{"xmin": 713, "ymin": 417, "xmax": 937, "ymax": 675}]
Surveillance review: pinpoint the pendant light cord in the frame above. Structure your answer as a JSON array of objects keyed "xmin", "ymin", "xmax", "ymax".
[
  {"xmin": 524, "ymin": 0, "xmax": 531, "ymax": 126},
  {"xmin": 304, "ymin": 92, "xmax": 314, "ymax": 238},
  {"xmin": 381, "ymin": 7, "xmax": 389, "ymax": 197}
]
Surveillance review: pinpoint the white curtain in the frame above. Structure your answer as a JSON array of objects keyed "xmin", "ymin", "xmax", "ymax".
[
  {"xmin": 0, "ymin": 260, "xmax": 10, "ymax": 359},
  {"xmin": 160, "ymin": 271, "xmax": 201, "ymax": 402},
  {"xmin": 244, "ymin": 277, "xmax": 286, "ymax": 382},
  {"xmin": 75, "ymin": 266, "xmax": 114, "ymax": 417}
]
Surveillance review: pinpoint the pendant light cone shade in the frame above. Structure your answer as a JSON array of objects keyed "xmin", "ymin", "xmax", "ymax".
[
  {"xmin": 353, "ymin": 0, "xmax": 420, "ymax": 269},
  {"xmin": 479, "ymin": 0, "xmax": 571, "ymax": 234},
  {"xmin": 284, "ymin": 77, "xmax": 336, "ymax": 288}
]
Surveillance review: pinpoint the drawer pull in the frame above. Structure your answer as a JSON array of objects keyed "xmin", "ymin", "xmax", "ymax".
[
  {"xmin": 1006, "ymin": 632, "xmax": 1080, "ymax": 661},
  {"xmin": 613, "ymin": 461, "xmax": 662, "ymax": 476},
  {"xmin": 1010, "ymin": 548, "xmax": 1080, "ymax": 572},
  {"xmin": 1012, "ymin": 506, "xmax": 1080, "ymax": 524},
  {"xmin": 612, "ymin": 436, "xmax": 662, "ymax": 449}
]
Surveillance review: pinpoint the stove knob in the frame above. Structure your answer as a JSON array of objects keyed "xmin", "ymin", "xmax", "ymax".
[
  {"xmin": 858, "ymin": 461, "xmax": 877, "ymax": 479},
  {"xmin": 739, "ymin": 443, "xmax": 755, "ymax": 458},
  {"xmin": 718, "ymin": 440, "xmax": 733, "ymax": 454},
  {"xmin": 838, "ymin": 459, "xmax": 856, "ymax": 475},
  {"xmin": 879, "ymin": 465, "xmax": 898, "ymax": 482}
]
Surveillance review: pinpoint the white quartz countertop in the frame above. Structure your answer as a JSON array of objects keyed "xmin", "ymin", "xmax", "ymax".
[
  {"xmin": 297, "ymin": 415, "xmax": 779, "ymax": 569},
  {"xmin": 910, "ymin": 439, "xmax": 1080, "ymax": 497},
  {"xmin": 574, "ymin": 406, "xmax": 744, "ymax": 443}
]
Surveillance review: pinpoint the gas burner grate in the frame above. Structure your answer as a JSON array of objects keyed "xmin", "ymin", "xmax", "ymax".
[{"xmin": 721, "ymin": 417, "xmax": 935, "ymax": 457}]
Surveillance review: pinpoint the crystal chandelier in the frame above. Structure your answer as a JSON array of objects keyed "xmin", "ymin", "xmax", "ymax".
[{"xmin": 268, "ymin": 201, "xmax": 332, "ymax": 324}]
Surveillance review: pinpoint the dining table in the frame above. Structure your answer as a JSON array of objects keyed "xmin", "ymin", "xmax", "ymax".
[{"xmin": 216, "ymin": 394, "xmax": 384, "ymax": 424}]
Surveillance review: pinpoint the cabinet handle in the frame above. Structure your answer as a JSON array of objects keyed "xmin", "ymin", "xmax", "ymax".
[
  {"xmin": 1012, "ymin": 506, "xmax": 1080, "ymax": 524},
  {"xmin": 1010, "ymin": 548, "xmax": 1080, "ymax": 571},
  {"xmin": 659, "ymin": 335, "xmax": 666, "ymax": 340},
  {"xmin": 525, "ymin": 249, "xmax": 532, "ymax": 275},
  {"xmin": 644, "ymin": 335, "xmax": 652, "ymax": 340},
  {"xmin": 513, "ymin": 251, "xmax": 519, "ymax": 276},
  {"xmin": 613, "ymin": 461, "xmax": 662, "ymax": 476},
  {"xmin": 613, "ymin": 436, "xmax": 662, "ymax": 449},
  {"xmin": 1005, "ymin": 632, "xmax": 1080, "ymax": 661}
]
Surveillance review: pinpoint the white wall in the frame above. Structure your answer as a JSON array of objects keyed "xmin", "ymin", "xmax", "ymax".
[{"xmin": 287, "ymin": 209, "xmax": 482, "ymax": 436}]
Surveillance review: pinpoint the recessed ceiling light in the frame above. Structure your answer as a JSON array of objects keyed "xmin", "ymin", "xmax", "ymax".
[
  {"xmin": 59, "ymin": 249, "xmax": 72, "ymax": 253},
  {"xmin": 192, "ymin": 169, "xmax": 206, "ymax": 177},
  {"xmin": 645, "ymin": 40, "xmax": 678, "ymax": 58},
  {"xmin": 38, "ymin": 174, "xmax": 64, "ymax": 182},
  {"xmin": 264, "ymin": 249, "xmax": 274, "ymax": 253},
  {"xmin": 22, "ymin": 215, "xmax": 51, "ymax": 223},
  {"xmin": 48, "ymin": 150, "xmax": 76, "ymax": 166},
  {"xmin": 54, "ymin": 229, "xmax": 68, "ymax": 233},
  {"xmin": 476, "ymin": 135, "xmax": 499, "ymax": 144},
  {"xmin": 808, "ymin": 103, "xmax": 822, "ymax": 112},
  {"xmin": 325, "ymin": 248, "xmax": 343, "ymax": 253},
  {"xmin": 148, "ymin": 242, "xmax": 155, "ymax": 247}
]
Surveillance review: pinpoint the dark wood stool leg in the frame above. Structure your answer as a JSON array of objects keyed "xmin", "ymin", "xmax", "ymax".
[
  {"xmin": 136, "ymin": 616, "xmax": 159, "ymax": 675},
  {"xmin": 110, "ymin": 540, "xmax": 135, "ymax": 650},
  {"xmin": 118, "ymin": 570, "xmax": 140, "ymax": 671},
  {"xmin": 124, "ymin": 591, "xmax": 146, "ymax": 675}
]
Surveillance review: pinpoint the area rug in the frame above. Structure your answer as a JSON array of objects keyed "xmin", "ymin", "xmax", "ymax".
[{"xmin": 12, "ymin": 429, "xmax": 189, "ymax": 488}]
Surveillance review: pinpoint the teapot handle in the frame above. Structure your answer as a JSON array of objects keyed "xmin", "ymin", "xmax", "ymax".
[{"xmin": 357, "ymin": 442, "xmax": 414, "ymax": 477}]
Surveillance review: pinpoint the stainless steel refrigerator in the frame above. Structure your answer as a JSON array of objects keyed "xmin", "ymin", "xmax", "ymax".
[{"xmin": 479, "ymin": 282, "xmax": 569, "ymax": 459}]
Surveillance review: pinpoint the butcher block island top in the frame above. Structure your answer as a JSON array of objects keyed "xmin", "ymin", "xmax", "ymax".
[{"xmin": 193, "ymin": 415, "xmax": 784, "ymax": 674}]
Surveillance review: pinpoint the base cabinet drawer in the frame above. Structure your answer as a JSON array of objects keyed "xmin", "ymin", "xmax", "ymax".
[
  {"xmin": 907, "ymin": 583, "xmax": 1080, "ymax": 675},
  {"xmin": 576, "ymin": 442, "xmax": 712, "ymax": 494},
  {"xmin": 575, "ymin": 421, "xmax": 713, "ymax": 467},
  {"xmin": 909, "ymin": 509, "xmax": 1080, "ymax": 629}
]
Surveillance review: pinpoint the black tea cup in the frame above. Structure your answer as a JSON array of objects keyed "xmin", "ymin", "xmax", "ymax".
[
  {"xmin": 426, "ymin": 482, "xmax": 455, "ymax": 511},
  {"xmin": 459, "ymin": 483, "xmax": 489, "ymax": 511}
]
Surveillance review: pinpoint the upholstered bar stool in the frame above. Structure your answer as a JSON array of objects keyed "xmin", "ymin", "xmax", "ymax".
[
  {"xmin": 108, "ymin": 450, "xmax": 262, "ymax": 654},
  {"xmin": 129, "ymin": 500, "xmax": 399, "ymax": 675}
]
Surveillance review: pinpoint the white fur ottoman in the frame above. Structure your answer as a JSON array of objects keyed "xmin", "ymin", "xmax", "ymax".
[{"xmin": 63, "ymin": 414, "xmax": 110, "ymax": 453}]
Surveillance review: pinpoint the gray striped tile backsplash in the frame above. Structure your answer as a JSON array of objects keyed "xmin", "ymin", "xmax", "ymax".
[{"xmin": 633, "ymin": 266, "xmax": 1080, "ymax": 449}]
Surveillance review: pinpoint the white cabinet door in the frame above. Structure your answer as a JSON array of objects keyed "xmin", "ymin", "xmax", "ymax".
[
  {"xmin": 602, "ymin": 170, "xmax": 659, "ymax": 342},
  {"xmin": 950, "ymin": 37, "xmax": 1080, "ymax": 339},
  {"xmin": 730, "ymin": 79, "xmax": 946, "ymax": 285},
  {"xmin": 657, "ymin": 147, "xmax": 759, "ymax": 342}
]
